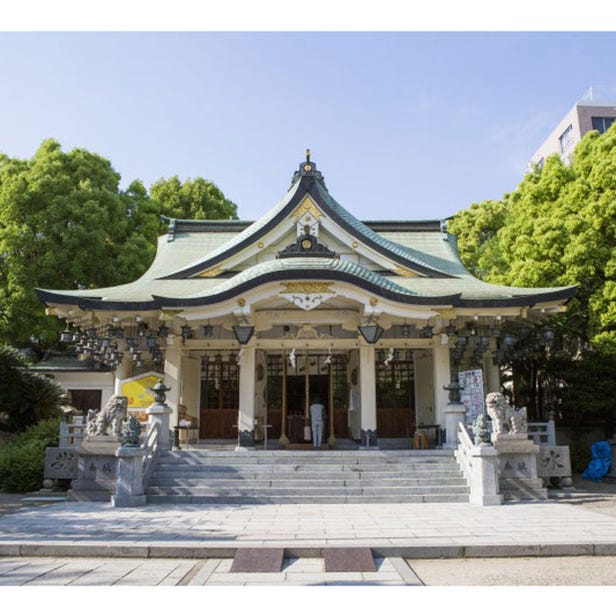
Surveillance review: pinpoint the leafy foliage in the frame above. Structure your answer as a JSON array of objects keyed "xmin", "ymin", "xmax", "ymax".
[
  {"xmin": 450, "ymin": 125, "xmax": 616, "ymax": 349},
  {"xmin": 450, "ymin": 124, "xmax": 616, "ymax": 424},
  {"xmin": 0, "ymin": 417, "xmax": 60, "ymax": 493},
  {"xmin": 0, "ymin": 345, "xmax": 68, "ymax": 433},
  {"xmin": 0, "ymin": 140, "xmax": 237, "ymax": 349}
]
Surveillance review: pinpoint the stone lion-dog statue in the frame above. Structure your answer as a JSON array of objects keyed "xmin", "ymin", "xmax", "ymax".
[
  {"xmin": 86, "ymin": 395, "xmax": 128, "ymax": 438},
  {"xmin": 485, "ymin": 392, "xmax": 527, "ymax": 436}
]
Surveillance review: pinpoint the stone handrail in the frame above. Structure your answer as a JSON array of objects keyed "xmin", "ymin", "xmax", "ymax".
[
  {"xmin": 455, "ymin": 422, "xmax": 475, "ymax": 480},
  {"xmin": 142, "ymin": 422, "xmax": 161, "ymax": 488},
  {"xmin": 58, "ymin": 420, "xmax": 86, "ymax": 448},
  {"xmin": 455, "ymin": 422, "xmax": 503, "ymax": 506}
]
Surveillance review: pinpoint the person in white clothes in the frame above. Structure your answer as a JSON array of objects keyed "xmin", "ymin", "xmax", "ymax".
[{"xmin": 309, "ymin": 397, "xmax": 326, "ymax": 448}]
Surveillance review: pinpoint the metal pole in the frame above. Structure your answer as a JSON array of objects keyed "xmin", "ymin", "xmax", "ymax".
[
  {"xmin": 279, "ymin": 351, "xmax": 289, "ymax": 445},
  {"xmin": 304, "ymin": 351, "xmax": 310, "ymax": 438},
  {"xmin": 328, "ymin": 357, "xmax": 336, "ymax": 446}
]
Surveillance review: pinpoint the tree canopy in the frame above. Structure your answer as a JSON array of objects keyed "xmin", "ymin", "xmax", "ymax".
[
  {"xmin": 450, "ymin": 124, "xmax": 616, "ymax": 427},
  {"xmin": 0, "ymin": 139, "xmax": 237, "ymax": 348},
  {"xmin": 450, "ymin": 124, "xmax": 616, "ymax": 352}
]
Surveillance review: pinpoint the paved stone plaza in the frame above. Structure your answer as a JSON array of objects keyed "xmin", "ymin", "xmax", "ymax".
[{"xmin": 2, "ymin": 479, "xmax": 616, "ymax": 585}]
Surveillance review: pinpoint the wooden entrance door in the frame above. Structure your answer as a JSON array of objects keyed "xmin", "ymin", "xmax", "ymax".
[
  {"xmin": 376, "ymin": 354, "xmax": 416, "ymax": 438},
  {"xmin": 199, "ymin": 357, "xmax": 239, "ymax": 438}
]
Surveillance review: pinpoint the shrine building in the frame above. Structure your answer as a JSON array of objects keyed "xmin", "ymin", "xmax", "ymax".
[{"xmin": 37, "ymin": 154, "xmax": 576, "ymax": 449}]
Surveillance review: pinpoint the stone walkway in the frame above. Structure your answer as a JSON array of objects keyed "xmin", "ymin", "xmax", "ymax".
[
  {"xmin": 2, "ymin": 498, "xmax": 616, "ymax": 559},
  {"xmin": 2, "ymin": 477, "xmax": 616, "ymax": 585}
]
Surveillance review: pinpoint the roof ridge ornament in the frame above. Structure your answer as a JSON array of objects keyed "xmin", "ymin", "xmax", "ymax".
[
  {"xmin": 291, "ymin": 149, "xmax": 327, "ymax": 188},
  {"xmin": 276, "ymin": 226, "xmax": 338, "ymax": 260}
]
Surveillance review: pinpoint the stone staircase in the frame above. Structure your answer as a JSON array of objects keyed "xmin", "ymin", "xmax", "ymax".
[{"xmin": 145, "ymin": 449, "xmax": 470, "ymax": 504}]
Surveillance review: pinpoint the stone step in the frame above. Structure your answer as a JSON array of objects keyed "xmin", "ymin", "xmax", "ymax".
[
  {"xmin": 160, "ymin": 449, "xmax": 453, "ymax": 458},
  {"xmin": 151, "ymin": 471, "xmax": 464, "ymax": 485},
  {"xmin": 157, "ymin": 461, "xmax": 456, "ymax": 473},
  {"xmin": 146, "ymin": 493, "xmax": 470, "ymax": 504},
  {"xmin": 148, "ymin": 476, "xmax": 467, "ymax": 487},
  {"xmin": 147, "ymin": 448, "xmax": 469, "ymax": 504},
  {"xmin": 146, "ymin": 484, "xmax": 469, "ymax": 496},
  {"xmin": 158, "ymin": 454, "xmax": 453, "ymax": 465}
]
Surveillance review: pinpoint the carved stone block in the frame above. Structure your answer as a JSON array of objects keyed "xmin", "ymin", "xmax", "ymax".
[
  {"xmin": 537, "ymin": 445, "xmax": 572, "ymax": 478},
  {"xmin": 44, "ymin": 447, "xmax": 79, "ymax": 480}
]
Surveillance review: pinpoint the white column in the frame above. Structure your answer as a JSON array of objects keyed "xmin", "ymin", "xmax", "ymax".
[
  {"xmin": 359, "ymin": 344, "xmax": 377, "ymax": 447},
  {"xmin": 113, "ymin": 342, "xmax": 131, "ymax": 395},
  {"xmin": 237, "ymin": 346, "xmax": 256, "ymax": 448},
  {"xmin": 413, "ymin": 351, "xmax": 434, "ymax": 425},
  {"xmin": 163, "ymin": 335, "xmax": 182, "ymax": 426},
  {"xmin": 484, "ymin": 351, "xmax": 501, "ymax": 394},
  {"xmin": 432, "ymin": 336, "xmax": 451, "ymax": 429}
]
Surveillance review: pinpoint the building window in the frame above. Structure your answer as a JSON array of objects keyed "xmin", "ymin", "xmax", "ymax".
[
  {"xmin": 591, "ymin": 116, "xmax": 616, "ymax": 134},
  {"xmin": 559, "ymin": 124, "xmax": 575, "ymax": 154},
  {"xmin": 536, "ymin": 157, "xmax": 545, "ymax": 171}
]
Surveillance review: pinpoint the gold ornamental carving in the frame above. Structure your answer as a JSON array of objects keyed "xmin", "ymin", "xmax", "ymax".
[
  {"xmin": 393, "ymin": 265, "xmax": 418, "ymax": 278},
  {"xmin": 293, "ymin": 195, "xmax": 323, "ymax": 221},
  {"xmin": 436, "ymin": 308, "xmax": 457, "ymax": 319},
  {"xmin": 197, "ymin": 266, "xmax": 224, "ymax": 278},
  {"xmin": 280, "ymin": 282, "xmax": 334, "ymax": 295},
  {"xmin": 159, "ymin": 310, "xmax": 183, "ymax": 320}
]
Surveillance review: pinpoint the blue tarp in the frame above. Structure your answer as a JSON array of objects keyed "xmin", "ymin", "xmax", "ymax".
[{"xmin": 582, "ymin": 440, "xmax": 612, "ymax": 481}]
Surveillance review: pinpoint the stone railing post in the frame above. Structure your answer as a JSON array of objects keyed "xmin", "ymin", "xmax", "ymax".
[
  {"xmin": 147, "ymin": 379, "xmax": 173, "ymax": 450},
  {"xmin": 455, "ymin": 422, "xmax": 503, "ymax": 506},
  {"xmin": 111, "ymin": 446, "xmax": 147, "ymax": 507},
  {"xmin": 469, "ymin": 445, "xmax": 503, "ymax": 506}
]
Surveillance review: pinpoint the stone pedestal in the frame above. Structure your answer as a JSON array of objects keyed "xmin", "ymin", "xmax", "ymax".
[
  {"xmin": 147, "ymin": 401, "xmax": 172, "ymax": 450},
  {"xmin": 493, "ymin": 434, "xmax": 547, "ymax": 501},
  {"xmin": 68, "ymin": 438, "xmax": 120, "ymax": 502},
  {"xmin": 111, "ymin": 446, "xmax": 147, "ymax": 508},
  {"xmin": 468, "ymin": 444, "xmax": 503, "ymax": 506},
  {"xmin": 443, "ymin": 403, "xmax": 467, "ymax": 449}
]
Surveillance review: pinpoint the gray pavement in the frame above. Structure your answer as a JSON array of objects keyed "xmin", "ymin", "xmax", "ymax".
[{"xmin": 2, "ymin": 475, "xmax": 616, "ymax": 585}]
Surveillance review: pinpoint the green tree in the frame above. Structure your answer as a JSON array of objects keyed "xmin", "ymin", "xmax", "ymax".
[
  {"xmin": 449, "ymin": 125, "xmax": 616, "ymax": 350},
  {"xmin": 149, "ymin": 175, "xmax": 238, "ymax": 231},
  {"xmin": 0, "ymin": 140, "xmax": 238, "ymax": 349},
  {"xmin": 0, "ymin": 140, "xmax": 152, "ymax": 346},
  {"xmin": 449, "ymin": 124, "xmax": 616, "ymax": 425}
]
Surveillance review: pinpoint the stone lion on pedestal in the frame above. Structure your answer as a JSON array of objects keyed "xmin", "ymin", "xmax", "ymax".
[
  {"xmin": 86, "ymin": 395, "xmax": 128, "ymax": 438},
  {"xmin": 486, "ymin": 392, "xmax": 527, "ymax": 436}
]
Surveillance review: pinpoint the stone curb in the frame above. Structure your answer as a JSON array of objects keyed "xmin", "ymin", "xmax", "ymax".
[{"xmin": 2, "ymin": 541, "xmax": 616, "ymax": 559}]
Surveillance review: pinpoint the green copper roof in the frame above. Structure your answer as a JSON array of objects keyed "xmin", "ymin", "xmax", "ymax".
[{"xmin": 36, "ymin": 156, "xmax": 577, "ymax": 312}]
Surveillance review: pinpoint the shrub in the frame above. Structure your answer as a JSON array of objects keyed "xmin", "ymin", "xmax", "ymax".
[
  {"xmin": 0, "ymin": 417, "xmax": 61, "ymax": 493},
  {"xmin": 0, "ymin": 345, "xmax": 68, "ymax": 433}
]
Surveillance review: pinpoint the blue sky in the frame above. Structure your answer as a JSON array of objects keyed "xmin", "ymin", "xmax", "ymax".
[{"xmin": 1, "ymin": 30, "xmax": 616, "ymax": 221}]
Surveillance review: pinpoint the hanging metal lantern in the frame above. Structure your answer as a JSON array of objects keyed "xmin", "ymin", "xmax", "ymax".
[
  {"xmin": 400, "ymin": 324, "xmax": 411, "ymax": 338},
  {"xmin": 60, "ymin": 328, "xmax": 72, "ymax": 343},
  {"xmin": 157, "ymin": 323, "xmax": 170, "ymax": 338},
  {"xmin": 503, "ymin": 333, "xmax": 517, "ymax": 347},
  {"xmin": 202, "ymin": 325, "xmax": 214, "ymax": 338},
  {"xmin": 445, "ymin": 324, "xmax": 457, "ymax": 337},
  {"xmin": 420, "ymin": 325, "xmax": 433, "ymax": 338}
]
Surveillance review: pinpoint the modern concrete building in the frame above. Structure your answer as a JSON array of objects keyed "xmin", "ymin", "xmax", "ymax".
[
  {"xmin": 530, "ymin": 86, "xmax": 616, "ymax": 169},
  {"xmin": 37, "ymin": 154, "xmax": 575, "ymax": 450}
]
